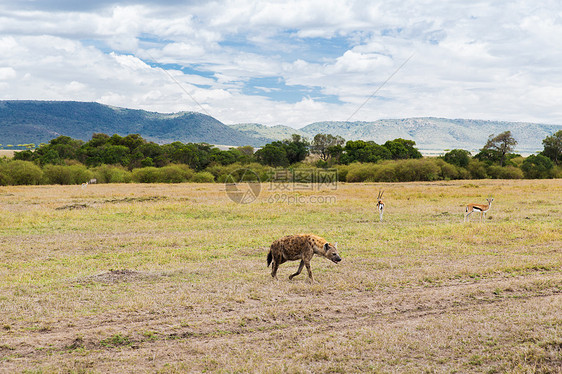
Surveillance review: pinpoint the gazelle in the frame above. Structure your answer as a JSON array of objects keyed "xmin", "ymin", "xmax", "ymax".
[
  {"xmin": 376, "ymin": 190, "xmax": 385, "ymax": 222},
  {"xmin": 464, "ymin": 197, "xmax": 494, "ymax": 222}
]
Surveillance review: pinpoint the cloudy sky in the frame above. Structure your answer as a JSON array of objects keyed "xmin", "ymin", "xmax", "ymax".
[{"xmin": 1, "ymin": 0, "xmax": 561, "ymax": 127}]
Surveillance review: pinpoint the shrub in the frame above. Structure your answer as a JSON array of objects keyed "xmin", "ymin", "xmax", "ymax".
[
  {"xmin": 157, "ymin": 165, "xmax": 194, "ymax": 183},
  {"xmin": 467, "ymin": 159, "xmax": 488, "ymax": 179},
  {"xmin": 191, "ymin": 171, "xmax": 215, "ymax": 183},
  {"xmin": 487, "ymin": 165, "xmax": 523, "ymax": 179},
  {"xmin": 132, "ymin": 167, "xmax": 160, "ymax": 183},
  {"xmin": 509, "ymin": 156, "xmax": 525, "ymax": 168},
  {"xmin": 372, "ymin": 163, "xmax": 396, "ymax": 182},
  {"xmin": 345, "ymin": 163, "xmax": 378, "ymax": 182},
  {"xmin": 435, "ymin": 158, "xmax": 460, "ymax": 180},
  {"xmin": 68, "ymin": 164, "xmax": 93, "ymax": 184},
  {"xmin": 334, "ymin": 165, "xmax": 349, "ymax": 182},
  {"xmin": 43, "ymin": 164, "xmax": 93, "ymax": 184},
  {"xmin": 521, "ymin": 154, "xmax": 554, "ymax": 179},
  {"xmin": 43, "ymin": 165, "xmax": 72, "ymax": 185},
  {"xmin": 92, "ymin": 164, "xmax": 132, "ymax": 183},
  {"xmin": 394, "ymin": 159, "xmax": 440, "ymax": 181},
  {"xmin": 208, "ymin": 162, "xmax": 271, "ymax": 183},
  {"xmin": 0, "ymin": 160, "xmax": 43, "ymax": 185},
  {"xmin": 442, "ymin": 149, "xmax": 471, "ymax": 168}
]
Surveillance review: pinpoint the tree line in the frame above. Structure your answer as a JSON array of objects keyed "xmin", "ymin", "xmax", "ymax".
[{"xmin": 0, "ymin": 129, "xmax": 560, "ymax": 185}]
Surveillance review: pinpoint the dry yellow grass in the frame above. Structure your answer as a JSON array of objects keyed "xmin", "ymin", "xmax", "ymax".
[
  {"xmin": 0, "ymin": 179, "xmax": 560, "ymax": 373},
  {"xmin": 0, "ymin": 150, "xmax": 16, "ymax": 158}
]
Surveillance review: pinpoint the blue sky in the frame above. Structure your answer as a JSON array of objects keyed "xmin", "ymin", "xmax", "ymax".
[{"xmin": 1, "ymin": 1, "xmax": 561, "ymax": 127}]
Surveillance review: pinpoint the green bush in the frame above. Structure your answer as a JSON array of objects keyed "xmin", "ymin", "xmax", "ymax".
[
  {"xmin": 43, "ymin": 164, "xmax": 93, "ymax": 184},
  {"xmin": 0, "ymin": 160, "xmax": 43, "ymax": 185},
  {"xmin": 345, "ymin": 163, "xmax": 378, "ymax": 182},
  {"xmin": 334, "ymin": 165, "xmax": 349, "ymax": 182},
  {"xmin": 435, "ymin": 159, "xmax": 460, "ymax": 180},
  {"xmin": 157, "ymin": 164, "xmax": 194, "ymax": 183},
  {"xmin": 191, "ymin": 171, "xmax": 215, "ymax": 183},
  {"xmin": 92, "ymin": 164, "xmax": 132, "ymax": 183},
  {"xmin": 521, "ymin": 154, "xmax": 554, "ymax": 179},
  {"xmin": 207, "ymin": 162, "xmax": 267, "ymax": 183},
  {"xmin": 487, "ymin": 165, "xmax": 523, "ymax": 179},
  {"xmin": 343, "ymin": 159, "xmax": 443, "ymax": 182},
  {"xmin": 132, "ymin": 167, "xmax": 160, "ymax": 183},
  {"xmin": 467, "ymin": 159, "xmax": 488, "ymax": 179},
  {"xmin": 442, "ymin": 149, "xmax": 471, "ymax": 168},
  {"xmin": 394, "ymin": 159, "xmax": 440, "ymax": 181},
  {"xmin": 120, "ymin": 165, "xmax": 194, "ymax": 184}
]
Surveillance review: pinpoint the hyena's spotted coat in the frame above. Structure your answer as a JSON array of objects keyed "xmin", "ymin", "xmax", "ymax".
[{"xmin": 267, "ymin": 234, "xmax": 341, "ymax": 282}]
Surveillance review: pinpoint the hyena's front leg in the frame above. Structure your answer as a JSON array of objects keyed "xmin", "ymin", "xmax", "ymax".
[
  {"xmin": 304, "ymin": 260, "xmax": 314, "ymax": 283},
  {"xmin": 289, "ymin": 260, "xmax": 304, "ymax": 280}
]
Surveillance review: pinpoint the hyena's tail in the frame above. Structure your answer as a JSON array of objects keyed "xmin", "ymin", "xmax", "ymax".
[{"xmin": 267, "ymin": 249, "xmax": 273, "ymax": 267}]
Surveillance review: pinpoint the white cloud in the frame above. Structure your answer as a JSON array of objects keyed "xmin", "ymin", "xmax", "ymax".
[
  {"xmin": 0, "ymin": 0, "xmax": 561, "ymax": 127},
  {"xmin": 0, "ymin": 67, "xmax": 17, "ymax": 80}
]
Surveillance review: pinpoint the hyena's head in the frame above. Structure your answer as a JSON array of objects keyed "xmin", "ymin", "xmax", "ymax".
[{"xmin": 323, "ymin": 242, "xmax": 342, "ymax": 264}]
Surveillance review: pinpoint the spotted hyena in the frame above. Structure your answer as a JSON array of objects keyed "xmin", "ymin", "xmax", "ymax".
[{"xmin": 267, "ymin": 234, "xmax": 342, "ymax": 282}]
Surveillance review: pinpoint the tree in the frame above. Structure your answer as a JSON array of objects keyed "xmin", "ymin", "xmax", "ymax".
[
  {"xmin": 327, "ymin": 144, "xmax": 344, "ymax": 164},
  {"xmin": 25, "ymin": 135, "xmax": 85, "ymax": 165},
  {"xmin": 237, "ymin": 145, "xmax": 254, "ymax": 156},
  {"xmin": 481, "ymin": 131, "xmax": 517, "ymax": 167},
  {"xmin": 311, "ymin": 134, "xmax": 345, "ymax": 161},
  {"xmin": 101, "ymin": 145, "xmax": 130, "ymax": 166},
  {"xmin": 88, "ymin": 133, "xmax": 110, "ymax": 147},
  {"xmin": 254, "ymin": 143, "xmax": 289, "ymax": 167},
  {"xmin": 341, "ymin": 140, "xmax": 392, "ymax": 164},
  {"xmin": 383, "ymin": 138, "xmax": 422, "ymax": 160},
  {"xmin": 541, "ymin": 130, "xmax": 562, "ymax": 165},
  {"xmin": 283, "ymin": 134, "xmax": 310, "ymax": 164},
  {"xmin": 442, "ymin": 149, "xmax": 471, "ymax": 168},
  {"xmin": 235, "ymin": 146, "xmax": 255, "ymax": 164},
  {"xmin": 521, "ymin": 154, "xmax": 553, "ymax": 179}
]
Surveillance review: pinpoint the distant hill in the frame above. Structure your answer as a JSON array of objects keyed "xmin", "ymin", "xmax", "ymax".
[
  {"xmin": 300, "ymin": 118, "xmax": 562, "ymax": 153},
  {"xmin": 232, "ymin": 118, "xmax": 562, "ymax": 153},
  {"xmin": 227, "ymin": 123, "xmax": 308, "ymax": 144},
  {"xmin": 0, "ymin": 100, "xmax": 260, "ymax": 147},
  {"xmin": 2, "ymin": 101, "xmax": 560, "ymax": 152}
]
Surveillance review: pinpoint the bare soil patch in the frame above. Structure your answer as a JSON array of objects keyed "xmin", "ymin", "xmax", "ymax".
[
  {"xmin": 81, "ymin": 269, "xmax": 146, "ymax": 284},
  {"xmin": 55, "ymin": 203, "xmax": 89, "ymax": 210}
]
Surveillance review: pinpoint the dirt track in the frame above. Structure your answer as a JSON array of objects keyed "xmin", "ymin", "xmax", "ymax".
[{"xmin": 2, "ymin": 268, "xmax": 561, "ymax": 373}]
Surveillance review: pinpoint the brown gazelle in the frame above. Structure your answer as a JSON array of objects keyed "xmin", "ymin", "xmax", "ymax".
[
  {"xmin": 465, "ymin": 197, "xmax": 494, "ymax": 222},
  {"xmin": 376, "ymin": 190, "xmax": 385, "ymax": 222}
]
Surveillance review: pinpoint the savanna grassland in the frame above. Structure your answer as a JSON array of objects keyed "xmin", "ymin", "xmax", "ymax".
[{"xmin": 0, "ymin": 179, "xmax": 561, "ymax": 373}]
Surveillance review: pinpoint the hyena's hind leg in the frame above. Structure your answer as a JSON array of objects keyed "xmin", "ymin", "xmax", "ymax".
[
  {"xmin": 289, "ymin": 260, "xmax": 304, "ymax": 280},
  {"xmin": 271, "ymin": 260, "xmax": 279, "ymax": 279}
]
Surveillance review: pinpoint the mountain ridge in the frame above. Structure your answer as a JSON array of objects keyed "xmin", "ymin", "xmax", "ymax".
[
  {"xmin": 298, "ymin": 118, "xmax": 561, "ymax": 153},
  {"xmin": 1, "ymin": 101, "xmax": 560, "ymax": 153},
  {"xmin": 0, "ymin": 100, "xmax": 260, "ymax": 147},
  {"xmin": 230, "ymin": 118, "xmax": 561, "ymax": 153}
]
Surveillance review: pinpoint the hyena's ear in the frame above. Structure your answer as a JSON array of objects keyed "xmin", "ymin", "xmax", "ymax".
[
  {"xmin": 324, "ymin": 242, "xmax": 330, "ymax": 251},
  {"xmin": 334, "ymin": 242, "xmax": 338, "ymax": 249}
]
